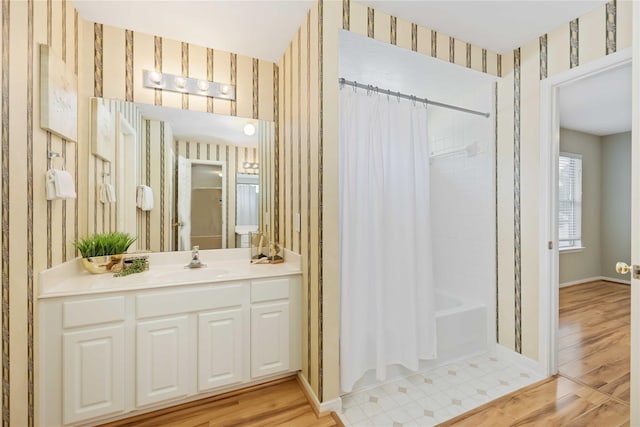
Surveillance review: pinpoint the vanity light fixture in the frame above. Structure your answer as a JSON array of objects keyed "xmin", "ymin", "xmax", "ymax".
[
  {"xmin": 197, "ymin": 79, "xmax": 210, "ymax": 92},
  {"xmin": 142, "ymin": 70, "xmax": 236, "ymax": 100},
  {"xmin": 149, "ymin": 70, "xmax": 163, "ymax": 84},
  {"xmin": 242, "ymin": 161, "xmax": 259, "ymax": 170},
  {"xmin": 174, "ymin": 76, "xmax": 187, "ymax": 89},
  {"xmin": 243, "ymin": 123, "xmax": 256, "ymax": 136}
]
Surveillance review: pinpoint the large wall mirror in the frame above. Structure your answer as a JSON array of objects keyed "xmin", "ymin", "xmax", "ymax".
[{"xmin": 87, "ymin": 98, "xmax": 276, "ymax": 253}]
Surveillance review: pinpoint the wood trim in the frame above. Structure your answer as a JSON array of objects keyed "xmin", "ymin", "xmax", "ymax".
[{"xmin": 296, "ymin": 374, "xmax": 321, "ymax": 417}]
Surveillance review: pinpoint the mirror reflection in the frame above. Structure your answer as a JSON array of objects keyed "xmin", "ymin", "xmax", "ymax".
[{"xmin": 87, "ymin": 98, "xmax": 275, "ymax": 252}]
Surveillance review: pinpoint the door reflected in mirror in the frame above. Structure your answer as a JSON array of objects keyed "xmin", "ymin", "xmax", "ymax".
[{"xmin": 87, "ymin": 98, "xmax": 275, "ymax": 253}]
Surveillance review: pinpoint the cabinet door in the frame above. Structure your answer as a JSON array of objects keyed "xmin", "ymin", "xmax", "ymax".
[
  {"xmin": 198, "ymin": 308, "xmax": 243, "ymax": 391},
  {"xmin": 63, "ymin": 325, "xmax": 125, "ymax": 425},
  {"xmin": 136, "ymin": 316, "xmax": 189, "ymax": 407},
  {"xmin": 251, "ymin": 302, "xmax": 290, "ymax": 378}
]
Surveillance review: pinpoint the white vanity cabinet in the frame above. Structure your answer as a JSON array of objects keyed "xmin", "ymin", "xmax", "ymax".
[
  {"xmin": 39, "ymin": 274, "xmax": 301, "ymax": 427},
  {"xmin": 136, "ymin": 315, "xmax": 190, "ymax": 406}
]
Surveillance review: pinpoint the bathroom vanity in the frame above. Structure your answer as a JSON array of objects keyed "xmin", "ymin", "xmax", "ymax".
[{"xmin": 38, "ymin": 249, "xmax": 302, "ymax": 426}]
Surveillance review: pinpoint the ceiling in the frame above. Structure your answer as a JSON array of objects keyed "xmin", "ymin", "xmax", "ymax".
[
  {"xmin": 358, "ymin": 1, "xmax": 608, "ymax": 54},
  {"xmin": 136, "ymin": 104, "xmax": 259, "ymax": 146},
  {"xmin": 73, "ymin": 1, "xmax": 607, "ymax": 62},
  {"xmin": 559, "ymin": 63, "xmax": 631, "ymax": 136}
]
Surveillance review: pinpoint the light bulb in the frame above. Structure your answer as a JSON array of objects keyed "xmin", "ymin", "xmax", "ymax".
[
  {"xmin": 243, "ymin": 123, "xmax": 256, "ymax": 136},
  {"xmin": 220, "ymin": 84, "xmax": 230, "ymax": 95},
  {"xmin": 197, "ymin": 79, "xmax": 210, "ymax": 91},
  {"xmin": 174, "ymin": 76, "xmax": 187, "ymax": 89},
  {"xmin": 149, "ymin": 71, "xmax": 162, "ymax": 84}
]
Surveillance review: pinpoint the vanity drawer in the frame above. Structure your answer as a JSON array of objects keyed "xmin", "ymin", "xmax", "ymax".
[
  {"xmin": 63, "ymin": 296, "xmax": 126, "ymax": 328},
  {"xmin": 251, "ymin": 278, "xmax": 289, "ymax": 303},
  {"xmin": 137, "ymin": 284, "xmax": 246, "ymax": 319}
]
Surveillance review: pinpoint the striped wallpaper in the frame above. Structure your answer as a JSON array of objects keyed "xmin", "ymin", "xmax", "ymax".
[
  {"xmin": 0, "ymin": 0, "xmax": 635, "ymax": 423},
  {"xmin": 498, "ymin": 0, "xmax": 633, "ymax": 359},
  {"xmin": 0, "ymin": 1, "xmax": 278, "ymax": 424},
  {"xmin": 279, "ymin": 0, "xmax": 504, "ymax": 403},
  {"xmin": 279, "ymin": 0, "xmax": 634, "ymax": 404},
  {"xmin": 81, "ymin": 20, "xmax": 277, "ymax": 245}
]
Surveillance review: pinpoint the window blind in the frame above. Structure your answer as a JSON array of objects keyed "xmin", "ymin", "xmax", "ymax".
[{"xmin": 558, "ymin": 153, "xmax": 582, "ymax": 248}]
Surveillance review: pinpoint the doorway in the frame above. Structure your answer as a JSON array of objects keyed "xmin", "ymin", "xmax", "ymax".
[
  {"xmin": 539, "ymin": 48, "xmax": 633, "ymax": 416},
  {"xmin": 176, "ymin": 156, "xmax": 226, "ymax": 251}
]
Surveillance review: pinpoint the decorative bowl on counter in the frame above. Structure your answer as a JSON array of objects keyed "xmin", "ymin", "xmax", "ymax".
[
  {"xmin": 81, "ymin": 255, "xmax": 125, "ymax": 274},
  {"xmin": 74, "ymin": 232, "xmax": 136, "ymax": 274}
]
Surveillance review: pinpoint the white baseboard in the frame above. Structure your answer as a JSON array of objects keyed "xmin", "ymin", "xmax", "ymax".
[
  {"xmin": 297, "ymin": 372, "xmax": 342, "ymax": 414},
  {"xmin": 494, "ymin": 344, "xmax": 544, "ymax": 376},
  {"xmin": 560, "ymin": 276, "xmax": 630, "ymax": 288},
  {"xmin": 600, "ymin": 276, "xmax": 631, "ymax": 285}
]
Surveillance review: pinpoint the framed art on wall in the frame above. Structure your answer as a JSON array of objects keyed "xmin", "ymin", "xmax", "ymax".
[
  {"xmin": 90, "ymin": 97, "xmax": 115, "ymax": 162},
  {"xmin": 40, "ymin": 44, "xmax": 78, "ymax": 142}
]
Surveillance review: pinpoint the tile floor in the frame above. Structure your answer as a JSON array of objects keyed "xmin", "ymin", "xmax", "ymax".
[{"xmin": 338, "ymin": 351, "xmax": 545, "ymax": 427}]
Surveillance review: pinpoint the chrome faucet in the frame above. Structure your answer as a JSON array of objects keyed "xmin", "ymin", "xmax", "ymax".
[{"xmin": 185, "ymin": 245, "xmax": 206, "ymax": 269}]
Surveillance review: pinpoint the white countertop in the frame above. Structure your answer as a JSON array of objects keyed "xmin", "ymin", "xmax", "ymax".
[{"xmin": 39, "ymin": 248, "xmax": 302, "ymax": 299}]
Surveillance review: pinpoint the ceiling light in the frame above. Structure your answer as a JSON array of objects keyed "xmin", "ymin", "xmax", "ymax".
[{"xmin": 243, "ymin": 123, "xmax": 256, "ymax": 136}]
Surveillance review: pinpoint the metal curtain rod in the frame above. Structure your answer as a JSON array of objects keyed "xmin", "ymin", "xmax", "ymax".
[{"xmin": 338, "ymin": 78, "xmax": 490, "ymax": 118}]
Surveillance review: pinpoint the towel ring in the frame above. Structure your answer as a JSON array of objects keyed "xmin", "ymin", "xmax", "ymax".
[{"xmin": 47, "ymin": 151, "xmax": 65, "ymax": 170}]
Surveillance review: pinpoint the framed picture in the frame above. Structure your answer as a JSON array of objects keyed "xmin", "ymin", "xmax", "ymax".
[
  {"xmin": 90, "ymin": 97, "xmax": 115, "ymax": 162},
  {"xmin": 40, "ymin": 44, "xmax": 78, "ymax": 142}
]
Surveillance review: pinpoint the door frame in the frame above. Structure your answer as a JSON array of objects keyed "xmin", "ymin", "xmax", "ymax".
[
  {"xmin": 630, "ymin": 3, "xmax": 640, "ymax": 424},
  {"xmin": 538, "ymin": 47, "xmax": 632, "ymax": 378},
  {"xmin": 178, "ymin": 158, "xmax": 227, "ymax": 250}
]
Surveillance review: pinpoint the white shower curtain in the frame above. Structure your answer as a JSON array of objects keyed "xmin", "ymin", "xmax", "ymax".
[{"xmin": 339, "ymin": 88, "xmax": 437, "ymax": 393}]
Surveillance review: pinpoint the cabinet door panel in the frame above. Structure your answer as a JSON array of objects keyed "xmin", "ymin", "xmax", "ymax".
[
  {"xmin": 198, "ymin": 308, "xmax": 243, "ymax": 391},
  {"xmin": 137, "ymin": 316, "xmax": 189, "ymax": 406},
  {"xmin": 63, "ymin": 326, "xmax": 125, "ymax": 424},
  {"xmin": 251, "ymin": 302, "xmax": 290, "ymax": 378}
]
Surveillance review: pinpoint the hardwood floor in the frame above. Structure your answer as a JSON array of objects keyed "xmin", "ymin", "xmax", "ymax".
[
  {"xmin": 558, "ymin": 281, "xmax": 630, "ymax": 404},
  {"xmin": 99, "ymin": 377, "xmax": 343, "ymax": 427},
  {"xmin": 440, "ymin": 280, "xmax": 630, "ymax": 426}
]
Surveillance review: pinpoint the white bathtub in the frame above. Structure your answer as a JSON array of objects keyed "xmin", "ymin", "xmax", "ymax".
[
  {"xmin": 347, "ymin": 290, "xmax": 488, "ymax": 392},
  {"xmin": 434, "ymin": 290, "xmax": 488, "ymax": 362}
]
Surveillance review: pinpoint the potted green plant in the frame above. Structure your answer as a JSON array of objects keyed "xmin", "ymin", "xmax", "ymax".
[{"xmin": 74, "ymin": 232, "xmax": 136, "ymax": 274}]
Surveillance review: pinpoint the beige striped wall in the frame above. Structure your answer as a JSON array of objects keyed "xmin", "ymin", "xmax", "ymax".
[
  {"xmin": 139, "ymin": 119, "xmax": 173, "ymax": 252},
  {"xmin": 1, "ymin": 0, "xmax": 81, "ymax": 425},
  {"xmin": 281, "ymin": 0, "xmax": 634, "ymax": 404},
  {"xmin": 279, "ymin": 0, "xmax": 503, "ymax": 402},
  {"xmin": 86, "ymin": 97, "xmax": 143, "ymax": 237},
  {"xmin": 498, "ymin": 1, "xmax": 633, "ymax": 359},
  {"xmin": 0, "ymin": 1, "xmax": 278, "ymax": 424},
  {"xmin": 80, "ymin": 20, "xmax": 277, "ymax": 245}
]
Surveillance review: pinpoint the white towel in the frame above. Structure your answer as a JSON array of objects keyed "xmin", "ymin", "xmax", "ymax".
[
  {"xmin": 136, "ymin": 185, "xmax": 154, "ymax": 211},
  {"xmin": 46, "ymin": 169, "xmax": 76, "ymax": 200},
  {"xmin": 98, "ymin": 183, "xmax": 116, "ymax": 204},
  {"xmin": 106, "ymin": 183, "xmax": 116, "ymax": 203}
]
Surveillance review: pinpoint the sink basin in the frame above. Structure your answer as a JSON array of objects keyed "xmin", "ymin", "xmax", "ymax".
[{"xmin": 141, "ymin": 266, "xmax": 230, "ymax": 282}]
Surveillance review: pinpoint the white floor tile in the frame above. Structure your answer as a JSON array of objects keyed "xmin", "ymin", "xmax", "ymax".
[
  {"xmin": 340, "ymin": 350, "xmax": 542, "ymax": 427},
  {"xmin": 343, "ymin": 406, "xmax": 369, "ymax": 424},
  {"xmin": 409, "ymin": 415, "xmax": 439, "ymax": 427},
  {"xmin": 368, "ymin": 412, "xmax": 394, "ymax": 427},
  {"xmin": 384, "ymin": 407, "xmax": 415, "ymax": 424},
  {"xmin": 361, "ymin": 401, "xmax": 386, "ymax": 418}
]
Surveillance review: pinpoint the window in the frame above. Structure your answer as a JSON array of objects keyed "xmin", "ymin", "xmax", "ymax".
[{"xmin": 558, "ymin": 153, "xmax": 582, "ymax": 250}]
